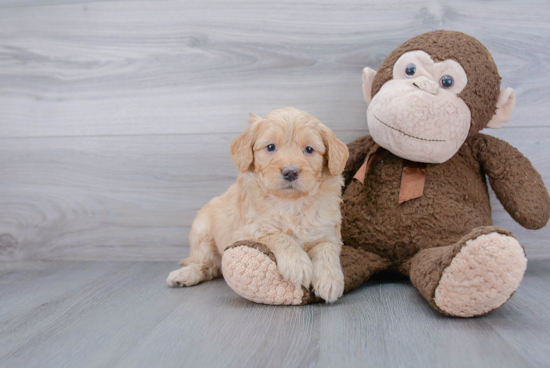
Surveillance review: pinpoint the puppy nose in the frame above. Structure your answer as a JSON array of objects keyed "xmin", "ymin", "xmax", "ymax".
[
  {"xmin": 413, "ymin": 76, "xmax": 439, "ymax": 95},
  {"xmin": 282, "ymin": 167, "xmax": 299, "ymax": 182}
]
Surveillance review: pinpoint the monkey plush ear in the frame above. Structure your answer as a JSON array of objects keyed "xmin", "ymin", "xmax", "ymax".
[
  {"xmin": 362, "ymin": 67, "xmax": 377, "ymax": 105},
  {"xmin": 486, "ymin": 88, "xmax": 516, "ymax": 129}
]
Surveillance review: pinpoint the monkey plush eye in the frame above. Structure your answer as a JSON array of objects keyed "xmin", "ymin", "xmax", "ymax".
[
  {"xmin": 304, "ymin": 146, "xmax": 314, "ymax": 154},
  {"xmin": 266, "ymin": 144, "xmax": 276, "ymax": 152},
  {"xmin": 405, "ymin": 64, "xmax": 416, "ymax": 77},
  {"xmin": 440, "ymin": 75, "xmax": 454, "ymax": 88}
]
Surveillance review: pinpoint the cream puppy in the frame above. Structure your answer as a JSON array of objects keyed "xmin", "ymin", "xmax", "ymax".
[{"xmin": 167, "ymin": 107, "xmax": 349, "ymax": 302}]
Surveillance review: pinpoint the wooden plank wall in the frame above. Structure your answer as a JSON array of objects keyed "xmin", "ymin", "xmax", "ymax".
[{"xmin": 0, "ymin": 0, "xmax": 549, "ymax": 261}]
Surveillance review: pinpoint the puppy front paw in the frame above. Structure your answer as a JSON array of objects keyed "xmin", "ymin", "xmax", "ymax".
[
  {"xmin": 276, "ymin": 250, "xmax": 313, "ymax": 289},
  {"xmin": 312, "ymin": 261, "xmax": 345, "ymax": 303}
]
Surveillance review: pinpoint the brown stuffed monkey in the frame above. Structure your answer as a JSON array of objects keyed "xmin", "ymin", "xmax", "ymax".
[{"xmin": 221, "ymin": 30, "xmax": 550, "ymax": 317}]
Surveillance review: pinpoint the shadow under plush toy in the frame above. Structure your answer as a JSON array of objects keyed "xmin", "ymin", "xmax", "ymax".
[{"xmin": 222, "ymin": 30, "xmax": 550, "ymax": 317}]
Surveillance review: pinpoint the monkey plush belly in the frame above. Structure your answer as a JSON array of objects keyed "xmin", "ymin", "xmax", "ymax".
[{"xmin": 341, "ymin": 150, "xmax": 493, "ymax": 264}]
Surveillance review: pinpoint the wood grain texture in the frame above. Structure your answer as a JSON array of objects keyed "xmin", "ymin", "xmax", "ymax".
[
  {"xmin": 0, "ymin": 0, "xmax": 549, "ymax": 260},
  {"xmin": 0, "ymin": 0, "xmax": 549, "ymax": 137},
  {"xmin": 0, "ymin": 129, "xmax": 549, "ymax": 261},
  {"xmin": 0, "ymin": 260, "xmax": 549, "ymax": 367}
]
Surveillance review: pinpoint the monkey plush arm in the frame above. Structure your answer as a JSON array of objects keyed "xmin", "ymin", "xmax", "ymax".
[
  {"xmin": 473, "ymin": 134, "xmax": 550, "ymax": 229},
  {"xmin": 342, "ymin": 135, "xmax": 376, "ymax": 188}
]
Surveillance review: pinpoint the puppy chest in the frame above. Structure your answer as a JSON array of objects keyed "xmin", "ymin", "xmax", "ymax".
[{"xmin": 263, "ymin": 211, "xmax": 336, "ymax": 242}]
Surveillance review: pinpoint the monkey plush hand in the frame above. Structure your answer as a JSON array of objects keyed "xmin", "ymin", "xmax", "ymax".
[{"xmin": 221, "ymin": 31, "xmax": 550, "ymax": 316}]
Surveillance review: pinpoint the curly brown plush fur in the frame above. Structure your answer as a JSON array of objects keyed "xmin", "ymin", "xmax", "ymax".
[
  {"xmin": 335, "ymin": 31, "xmax": 550, "ymax": 316},
  {"xmin": 341, "ymin": 134, "xmax": 549, "ymax": 262}
]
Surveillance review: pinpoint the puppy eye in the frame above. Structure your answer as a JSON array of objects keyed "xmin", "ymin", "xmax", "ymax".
[
  {"xmin": 405, "ymin": 63, "xmax": 416, "ymax": 78},
  {"xmin": 266, "ymin": 144, "xmax": 276, "ymax": 152},
  {"xmin": 304, "ymin": 146, "xmax": 314, "ymax": 154},
  {"xmin": 440, "ymin": 75, "xmax": 454, "ymax": 88}
]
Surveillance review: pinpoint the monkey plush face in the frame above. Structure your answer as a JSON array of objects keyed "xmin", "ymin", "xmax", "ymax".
[
  {"xmin": 366, "ymin": 50, "xmax": 471, "ymax": 163},
  {"xmin": 362, "ymin": 31, "xmax": 516, "ymax": 164}
]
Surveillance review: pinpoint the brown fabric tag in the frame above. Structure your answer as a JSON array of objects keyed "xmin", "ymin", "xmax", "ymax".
[
  {"xmin": 353, "ymin": 144, "xmax": 389, "ymax": 184},
  {"xmin": 398, "ymin": 160, "xmax": 427, "ymax": 204}
]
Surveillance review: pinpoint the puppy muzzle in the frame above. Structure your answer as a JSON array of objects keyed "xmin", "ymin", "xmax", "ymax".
[{"xmin": 282, "ymin": 167, "xmax": 300, "ymax": 182}]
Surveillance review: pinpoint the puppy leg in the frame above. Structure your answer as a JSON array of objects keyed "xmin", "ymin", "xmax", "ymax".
[
  {"xmin": 259, "ymin": 234, "xmax": 313, "ymax": 288},
  {"xmin": 167, "ymin": 213, "xmax": 221, "ymax": 287},
  {"xmin": 308, "ymin": 241, "xmax": 345, "ymax": 303}
]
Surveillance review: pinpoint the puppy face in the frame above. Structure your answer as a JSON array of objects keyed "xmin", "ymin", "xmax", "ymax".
[{"xmin": 231, "ymin": 108, "xmax": 348, "ymax": 197}]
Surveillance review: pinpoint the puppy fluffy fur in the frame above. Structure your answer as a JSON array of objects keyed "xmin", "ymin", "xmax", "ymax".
[{"xmin": 167, "ymin": 107, "xmax": 349, "ymax": 302}]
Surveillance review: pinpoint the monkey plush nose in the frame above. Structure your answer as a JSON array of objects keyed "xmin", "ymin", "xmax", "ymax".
[
  {"xmin": 413, "ymin": 76, "xmax": 439, "ymax": 94},
  {"xmin": 282, "ymin": 167, "xmax": 299, "ymax": 181}
]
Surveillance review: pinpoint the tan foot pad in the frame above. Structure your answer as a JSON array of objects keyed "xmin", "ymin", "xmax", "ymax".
[
  {"xmin": 435, "ymin": 232, "xmax": 527, "ymax": 317},
  {"xmin": 222, "ymin": 242, "xmax": 308, "ymax": 305}
]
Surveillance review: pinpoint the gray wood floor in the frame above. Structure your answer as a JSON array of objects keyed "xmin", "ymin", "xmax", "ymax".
[{"xmin": 0, "ymin": 260, "xmax": 549, "ymax": 368}]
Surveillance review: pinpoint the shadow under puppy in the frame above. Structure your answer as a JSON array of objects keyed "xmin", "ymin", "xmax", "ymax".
[{"xmin": 167, "ymin": 107, "xmax": 349, "ymax": 303}]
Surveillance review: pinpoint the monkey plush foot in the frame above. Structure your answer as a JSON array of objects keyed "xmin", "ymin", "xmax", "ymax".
[
  {"xmin": 223, "ymin": 242, "xmax": 391, "ymax": 305},
  {"xmin": 433, "ymin": 231, "xmax": 527, "ymax": 317},
  {"xmin": 410, "ymin": 227, "xmax": 527, "ymax": 317},
  {"xmin": 222, "ymin": 241, "xmax": 319, "ymax": 305}
]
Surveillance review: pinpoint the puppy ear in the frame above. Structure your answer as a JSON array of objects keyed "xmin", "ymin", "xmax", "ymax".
[
  {"xmin": 321, "ymin": 126, "xmax": 349, "ymax": 176},
  {"xmin": 231, "ymin": 114, "xmax": 261, "ymax": 172},
  {"xmin": 247, "ymin": 112, "xmax": 262, "ymax": 124}
]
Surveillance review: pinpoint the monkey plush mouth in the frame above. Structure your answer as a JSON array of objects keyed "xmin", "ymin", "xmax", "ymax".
[{"xmin": 373, "ymin": 115, "xmax": 446, "ymax": 142}]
